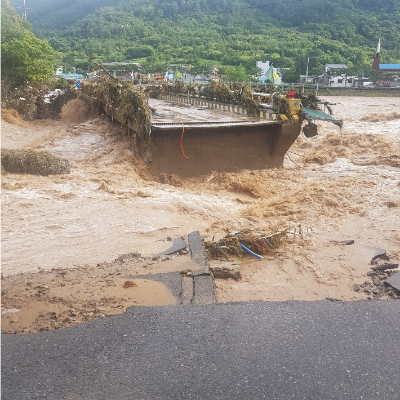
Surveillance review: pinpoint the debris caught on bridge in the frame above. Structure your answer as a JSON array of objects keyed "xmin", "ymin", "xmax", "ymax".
[{"xmin": 82, "ymin": 79, "xmax": 152, "ymax": 161}]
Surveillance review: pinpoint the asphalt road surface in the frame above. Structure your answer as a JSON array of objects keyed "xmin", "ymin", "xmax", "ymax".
[{"xmin": 2, "ymin": 300, "xmax": 400, "ymax": 400}]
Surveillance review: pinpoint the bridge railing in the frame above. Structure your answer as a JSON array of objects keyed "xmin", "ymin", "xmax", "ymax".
[{"xmin": 160, "ymin": 94, "xmax": 275, "ymax": 121}]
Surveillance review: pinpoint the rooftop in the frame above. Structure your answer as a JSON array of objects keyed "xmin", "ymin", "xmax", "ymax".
[
  {"xmin": 379, "ymin": 64, "xmax": 400, "ymax": 70},
  {"xmin": 325, "ymin": 64, "xmax": 348, "ymax": 69}
]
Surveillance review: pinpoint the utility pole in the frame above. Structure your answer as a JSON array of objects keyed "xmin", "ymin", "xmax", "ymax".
[
  {"xmin": 303, "ymin": 57, "xmax": 309, "ymax": 94},
  {"xmin": 305, "ymin": 57, "xmax": 309, "ymax": 82},
  {"xmin": 22, "ymin": 0, "xmax": 27, "ymax": 20}
]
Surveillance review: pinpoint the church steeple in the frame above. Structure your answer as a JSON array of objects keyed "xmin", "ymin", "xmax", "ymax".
[{"xmin": 372, "ymin": 39, "xmax": 381, "ymax": 69}]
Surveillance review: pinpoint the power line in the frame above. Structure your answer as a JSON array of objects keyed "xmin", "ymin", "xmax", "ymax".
[{"xmin": 28, "ymin": 8, "xmax": 67, "ymax": 29}]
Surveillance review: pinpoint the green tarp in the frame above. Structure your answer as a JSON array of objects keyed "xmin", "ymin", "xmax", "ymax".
[{"xmin": 303, "ymin": 107, "xmax": 343, "ymax": 128}]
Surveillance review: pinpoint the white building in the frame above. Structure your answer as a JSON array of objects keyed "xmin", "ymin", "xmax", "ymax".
[
  {"xmin": 256, "ymin": 61, "xmax": 270, "ymax": 81},
  {"xmin": 318, "ymin": 64, "xmax": 356, "ymax": 87}
]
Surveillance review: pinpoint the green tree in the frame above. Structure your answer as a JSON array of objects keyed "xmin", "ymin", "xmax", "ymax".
[
  {"xmin": 223, "ymin": 65, "xmax": 250, "ymax": 82},
  {"xmin": 125, "ymin": 45, "xmax": 155, "ymax": 59},
  {"xmin": 1, "ymin": 0, "xmax": 28, "ymax": 40},
  {"xmin": 2, "ymin": 30, "xmax": 61, "ymax": 84},
  {"xmin": 190, "ymin": 62, "xmax": 213, "ymax": 76},
  {"xmin": 366, "ymin": 67, "xmax": 384, "ymax": 84},
  {"xmin": 282, "ymin": 69, "xmax": 301, "ymax": 83},
  {"xmin": 1, "ymin": 0, "xmax": 61, "ymax": 84}
]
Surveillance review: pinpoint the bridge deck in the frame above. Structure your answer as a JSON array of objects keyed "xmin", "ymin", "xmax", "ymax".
[{"xmin": 149, "ymin": 98, "xmax": 279, "ymax": 128}]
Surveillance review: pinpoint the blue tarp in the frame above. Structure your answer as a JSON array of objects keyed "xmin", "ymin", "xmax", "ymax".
[
  {"xmin": 57, "ymin": 73, "xmax": 84, "ymax": 79},
  {"xmin": 379, "ymin": 64, "xmax": 400, "ymax": 70}
]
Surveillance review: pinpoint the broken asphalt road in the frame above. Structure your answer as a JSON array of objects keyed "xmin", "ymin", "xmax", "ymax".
[{"xmin": 2, "ymin": 300, "xmax": 400, "ymax": 400}]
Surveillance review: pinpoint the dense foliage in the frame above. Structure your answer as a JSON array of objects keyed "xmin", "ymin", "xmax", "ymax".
[
  {"xmin": 10, "ymin": 0, "xmax": 400, "ymax": 76},
  {"xmin": 2, "ymin": 0, "xmax": 61, "ymax": 84}
]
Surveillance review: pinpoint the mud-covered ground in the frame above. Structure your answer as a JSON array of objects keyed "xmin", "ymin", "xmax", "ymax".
[{"xmin": 2, "ymin": 97, "xmax": 400, "ymax": 334}]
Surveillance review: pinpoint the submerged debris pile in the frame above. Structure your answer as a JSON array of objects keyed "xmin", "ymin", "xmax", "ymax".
[
  {"xmin": 1, "ymin": 148, "xmax": 70, "ymax": 175},
  {"xmin": 202, "ymin": 82, "xmax": 260, "ymax": 116},
  {"xmin": 206, "ymin": 226, "xmax": 304, "ymax": 260},
  {"xmin": 299, "ymin": 92, "xmax": 320, "ymax": 110},
  {"xmin": 1, "ymin": 82, "xmax": 76, "ymax": 120}
]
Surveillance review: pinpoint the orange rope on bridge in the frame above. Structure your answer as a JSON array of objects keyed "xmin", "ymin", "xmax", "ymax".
[
  {"xmin": 175, "ymin": 118, "xmax": 189, "ymax": 159},
  {"xmin": 156, "ymin": 112, "xmax": 189, "ymax": 159}
]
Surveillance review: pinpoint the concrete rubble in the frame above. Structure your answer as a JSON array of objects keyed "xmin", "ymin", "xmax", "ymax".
[
  {"xmin": 139, "ymin": 231, "xmax": 217, "ymax": 305},
  {"xmin": 354, "ymin": 246, "xmax": 400, "ymax": 300},
  {"xmin": 209, "ymin": 261, "xmax": 242, "ymax": 281},
  {"xmin": 384, "ymin": 271, "xmax": 400, "ymax": 292},
  {"xmin": 155, "ymin": 237, "xmax": 187, "ymax": 256}
]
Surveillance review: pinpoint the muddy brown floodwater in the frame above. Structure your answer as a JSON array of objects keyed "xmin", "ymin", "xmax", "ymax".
[{"xmin": 2, "ymin": 96, "xmax": 400, "ymax": 333}]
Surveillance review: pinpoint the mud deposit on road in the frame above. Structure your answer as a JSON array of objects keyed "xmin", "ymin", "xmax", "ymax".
[{"xmin": 2, "ymin": 96, "xmax": 400, "ymax": 333}]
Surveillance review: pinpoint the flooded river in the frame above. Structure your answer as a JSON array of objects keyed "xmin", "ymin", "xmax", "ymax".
[{"xmin": 1, "ymin": 96, "xmax": 400, "ymax": 305}]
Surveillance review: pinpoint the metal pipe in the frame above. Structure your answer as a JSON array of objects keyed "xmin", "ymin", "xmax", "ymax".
[{"xmin": 251, "ymin": 92, "xmax": 271, "ymax": 97}]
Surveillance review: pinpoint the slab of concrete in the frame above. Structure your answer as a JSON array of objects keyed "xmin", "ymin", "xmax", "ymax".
[
  {"xmin": 181, "ymin": 276, "xmax": 194, "ymax": 306},
  {"xmin": 365, "ymin": 246, "xmax": 388, "ymax": 262},
  {"xmin": 193, "ymin": 275, "xmax": 216, "ymax": 305},
  {"xmin": 385, "ymin": 271, "xmax": 400, "ymax": 292},
  {"xmin": 137, "ymin": 231, "xmax": 216, "ymax": 306},
  {"xmin": 156, "ymin": 237, "xmax": 186, "ymax": 256},
  {"xmin": 188, "ymin": 231, "xmax": 208, "ymax": 268},
  {"xmin": 209, "ymin": 260, "xmax": 241, "ymax": 281},
  {"xmin": 192, "ymin": 268, "xmax": 209, "ymax": 277}
]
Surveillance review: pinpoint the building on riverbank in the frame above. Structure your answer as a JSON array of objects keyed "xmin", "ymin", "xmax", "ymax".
[{"xmin": 372, "ymin": 39, "xmax": 400, "ymax": 73}]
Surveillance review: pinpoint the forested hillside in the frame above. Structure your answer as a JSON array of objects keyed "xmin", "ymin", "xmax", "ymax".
[{"xmin": 10, "ymin": 0, "xmax": 400, "ymax": 76}]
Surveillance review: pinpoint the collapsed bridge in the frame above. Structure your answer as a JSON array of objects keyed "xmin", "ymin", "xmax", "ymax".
[{"xmin": 81, "ymin": 80, "xmax": 341, "ymax": 178}]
